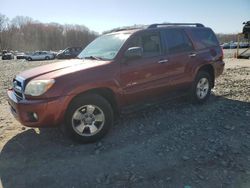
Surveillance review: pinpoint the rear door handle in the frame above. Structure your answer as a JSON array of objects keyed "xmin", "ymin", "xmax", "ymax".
[
  {"xmin": 189, "ymin": 53, "xmax": 197, "ymax": 57},
  {"xmin": 158, "ymin": 59, "xmax": 169, "ymax": 64}
]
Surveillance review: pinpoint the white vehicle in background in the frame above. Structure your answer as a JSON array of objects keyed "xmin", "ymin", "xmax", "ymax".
[
  {"xmin": 26, "ymin": 51, "xmax": 55, "ymax": 61},
  {"xmin": 229, "ymin": 42, "xmax": 237, "ymax": 49},
  {"xmin": 221, "ymin": 42, "xmax": 239, "ymax": 49}
]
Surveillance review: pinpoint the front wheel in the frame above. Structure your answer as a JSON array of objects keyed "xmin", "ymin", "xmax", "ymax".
[
  {"xmin": 64, "ymin": 94, "xmax": 114, "ymax": 143},
  {"xmin": 190, "ymin": 71, "xmax": 212, "ymax": 103}
]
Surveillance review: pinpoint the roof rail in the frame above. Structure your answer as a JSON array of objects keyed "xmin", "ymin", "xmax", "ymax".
[
  {"xmin": 148, "ymin": 23, "xmax": 205, "ymax": 29},
  {"xmin": 103, "ymin": 25, "xmax": 147, "ymax": 34}
]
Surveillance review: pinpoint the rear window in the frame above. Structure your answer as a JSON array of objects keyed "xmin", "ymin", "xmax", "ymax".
[{"xmin": 189, "ymin": 29, "xmax": 219, "ymax": 50}]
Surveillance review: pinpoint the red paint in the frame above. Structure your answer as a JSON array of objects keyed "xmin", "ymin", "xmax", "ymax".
[{"xmin": 7, "ymin": 26, "xmax": 224, "ymax": 128}]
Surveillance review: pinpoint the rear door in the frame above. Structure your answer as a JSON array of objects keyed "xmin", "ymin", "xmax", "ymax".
[
  {"xmin": 33, "ymin": 52, "xmax": 40, "ymax": 60},
  {"xmin": 162, "ymin": 28, "xmax": 197, "ymax": 88},
  {"xmin": 41, "ymin": 52, "xmax": 47, "ymax": 59}
]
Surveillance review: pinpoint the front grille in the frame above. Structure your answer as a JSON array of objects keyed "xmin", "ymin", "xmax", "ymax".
[{"xmin": 13, "ymin": 77, "xmax": 25, "ymax": 100}]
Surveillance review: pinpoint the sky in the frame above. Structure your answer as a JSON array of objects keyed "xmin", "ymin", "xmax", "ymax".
[{"xmin": 0, "ymin": 0, "xmax": 249, "ymax": 34}]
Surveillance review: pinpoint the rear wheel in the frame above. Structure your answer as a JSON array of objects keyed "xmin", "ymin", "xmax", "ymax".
[
  {"xmin": 65, "ymin": 94, "xmax": 114, "ymax": 143},
  {"xmin": 45, "ymin": 56, "xmax": 50, "ymax": 60},
  {"xmin": 27, "ymin": 57, "xmax": 32, "ymax": 61},
  {"xmin": 190, "ymin": 71, "xmax": 212, "ymax": 103}
]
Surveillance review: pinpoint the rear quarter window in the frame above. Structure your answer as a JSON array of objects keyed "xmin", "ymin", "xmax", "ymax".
[{"xmin": 189, "ymin": 28, "xmax": 219, "ymax": 50}]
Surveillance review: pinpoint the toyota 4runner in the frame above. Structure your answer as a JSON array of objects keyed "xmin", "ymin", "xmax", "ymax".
[{"xmin": 7, "ymin": 23, "xmax": 225, "ymax": 143}]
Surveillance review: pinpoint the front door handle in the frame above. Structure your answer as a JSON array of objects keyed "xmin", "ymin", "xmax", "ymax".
[{"xmin": 158, "ymin": 59, "xmax": 169, "ymax": 64}]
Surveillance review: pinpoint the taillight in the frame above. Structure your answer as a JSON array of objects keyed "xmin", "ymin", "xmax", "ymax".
[{"xmin": 220, "ymin": 47, "xmax": 224, "ymax": 61}]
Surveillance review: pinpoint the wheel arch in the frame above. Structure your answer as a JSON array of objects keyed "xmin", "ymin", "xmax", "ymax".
[
  {"xmin": 196, "ymin": 64, "xmax": 215, "ymax": 88},
  {"xmin": 66, "ymin": 87, "xmax": 119, "ymax": 117}
]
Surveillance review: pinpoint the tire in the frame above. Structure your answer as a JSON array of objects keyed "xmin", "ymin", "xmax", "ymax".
[
  {"xmin": 64, "ymin": 94, "xmax": 114, "ymax": 143},
  {"xmin": 45, "ymin": 56, "xmax": 50, "ymax": 60},
  {"xmin": 27, "ymin": 57, "xmax": 32, "ymax": 61},
  {"xmin": 190, "ymin": 71, "xmax": 212, "ymax": 103}
]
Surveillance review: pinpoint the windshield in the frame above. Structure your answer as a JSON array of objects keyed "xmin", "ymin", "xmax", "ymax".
[{"xmin": 78, "ymin": 33, "xmax": 130, "ymax": 60}]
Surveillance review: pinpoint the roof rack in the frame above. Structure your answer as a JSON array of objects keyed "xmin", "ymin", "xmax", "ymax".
[
  {"xmin": 148, "ymin": 23, "xmax": 204, "ymax": 29},
  {"xmin": 103, "ymin": 25, "xmax": 147, "ymax": 34},
  {"xmin": 103, "ymin": 23, "xmax": 205, "ymax": 34}
]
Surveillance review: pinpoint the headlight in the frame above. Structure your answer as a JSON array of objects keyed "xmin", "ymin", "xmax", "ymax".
[{"xmin": 24, "ymin": 79, "xmax": 55, "ymax": 96}]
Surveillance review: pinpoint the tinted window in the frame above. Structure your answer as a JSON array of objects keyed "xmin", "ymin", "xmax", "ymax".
[
  {"xmin": 127, "ymin": 33, "xmax": 162, "ymax": 57},
  {"xmin": 142, "ymin": 34, "xmax": 161, "ymax": 57},
  {"xmin": 165, "ymin": 29, "xmax": 193, "ymax": 54},
  {"xmin": 189, "ymin": 29, "xmax": 219, "ymax": 49},
  {"xmin": 127, "ymin": 36, "xmax": 141, "ymax": 48}
]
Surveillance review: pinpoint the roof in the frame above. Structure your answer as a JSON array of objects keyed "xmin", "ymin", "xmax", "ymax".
[{"xmin": 104, "ymin": 23, "xmax": 205, "ymax": 34}]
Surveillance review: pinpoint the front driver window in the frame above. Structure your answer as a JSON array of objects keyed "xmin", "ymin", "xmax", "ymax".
[
  {"xmin": 127, "ymin": 33, "xmax": 162, "ymax": 57},
  {"xmin": 142, "ymin": 34, "xmax": 161, "ymax": 57}
]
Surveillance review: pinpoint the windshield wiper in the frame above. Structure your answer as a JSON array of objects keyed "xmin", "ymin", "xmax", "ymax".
[{"xmin": 84, "ymin": 56, "xmax": 103, "ymax": 60}]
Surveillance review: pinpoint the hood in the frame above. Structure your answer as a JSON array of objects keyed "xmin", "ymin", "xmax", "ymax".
[{"xmin": 18, "ymin": 59, "xmax": 110, "ymax": 81}]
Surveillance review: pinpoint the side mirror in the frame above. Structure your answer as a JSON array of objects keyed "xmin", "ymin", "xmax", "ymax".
[{"xmin": 124, "ymin": 47, "xmax": 143, "ymax": 59}]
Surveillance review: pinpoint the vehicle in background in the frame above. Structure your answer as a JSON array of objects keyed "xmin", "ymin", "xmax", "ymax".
[
  {"xmin": 2, "ymin": 51, "xmax": 14, "ymax": 60},
  {"xmin": 16, "ymin": 52, "xmax": 27, "ymax": 59},
  {"xmin": 239, "ymin": 42, "xmax": 249, "ymax": 48},
  {"xmin": 221, "ymin": 43, "xmax": 230, "ymax": 49},
  {"xmin": 1, "ymin": 50, "xmax": 8, "ymax": 56},
  {"xmin": 243, "ymin": 21, "xmax": 250, "ymax": 39},
  {"xmin": 56, "ymin": 47, "xmax": 83, "ymax": 59},
  {"xmin": 229, "ymin": 42, "xmax": 237, "ymax": 49},
  {"xmin": 221, "ymin": 42, "xmax": 239, "ymax": 49},
  {"xmin": 49, "ymin": 51, "xmax": 58, "ymax": 59},
  {"xmin": 26, "ymin": 51, "xmax": 54, "ymax": 61}
]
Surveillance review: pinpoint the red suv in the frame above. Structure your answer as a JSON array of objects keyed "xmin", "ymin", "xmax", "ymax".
[{"xmin": 7, "ymin": 23, "xmax": 224, "ymax": 143}]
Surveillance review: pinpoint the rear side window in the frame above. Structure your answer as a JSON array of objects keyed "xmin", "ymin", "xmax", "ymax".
[
  {"xmin": 189, "ymin": 29, "xmax": 219, "ymax": 50},
  {"xmin": 164, "ymin": 29, "xmax": 193, "ymax": 54}
]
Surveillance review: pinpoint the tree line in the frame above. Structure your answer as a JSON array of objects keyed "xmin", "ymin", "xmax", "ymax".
[
  {"xmin": 0, "ymin": 13, "xmax": 245, "ymax": 52},
  {"xmin": 0, "ymin": 14, "xmax": 98, "ymax": 52},
  {"xmin": 216, "ymin": 33, "xmax": 238, "ymax": 44}
]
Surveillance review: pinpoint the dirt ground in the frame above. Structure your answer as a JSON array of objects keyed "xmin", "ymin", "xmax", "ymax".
[{"xmin": 0, "ymin": 57, "xmax": 250, "ymax": 188}]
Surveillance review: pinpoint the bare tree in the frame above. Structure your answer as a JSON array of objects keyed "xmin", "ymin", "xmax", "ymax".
[
  {"xmin": 11, "ymin": 16, "xmax": 33, "ymax": 28},
  {"xmin": 0, "ymin": 14, "xmax": 98, "ymax": 52},
  {"xmin": 0, "ymin": 13, "xmax": 9, "ymax": 50}
]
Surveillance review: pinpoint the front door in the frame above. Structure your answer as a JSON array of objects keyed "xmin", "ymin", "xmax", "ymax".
[{"xmin": 120, "ymin": 31, "xmax": 169, "ymax": 105}]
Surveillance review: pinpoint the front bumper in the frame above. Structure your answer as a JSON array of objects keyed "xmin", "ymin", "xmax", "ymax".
[{"xmin": 7, "ymin": 89, "xmax": 67, "ymax": 127}]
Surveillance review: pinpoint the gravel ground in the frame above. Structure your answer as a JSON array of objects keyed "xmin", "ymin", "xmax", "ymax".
[{"xmin": 0, "ymin": 57, "xmax": 250, "ymax": 188}]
